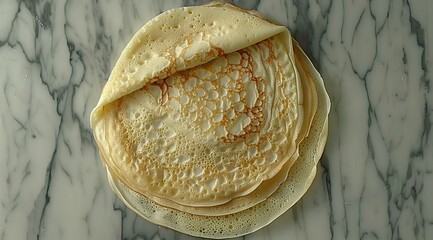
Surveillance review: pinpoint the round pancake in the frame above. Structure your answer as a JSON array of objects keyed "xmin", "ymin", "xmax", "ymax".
[
  {"xmin": 105, "ymin": 40, "xmax": 330, "ymax": 238},
  {"xmin": 94, "ymin": 32, "xmax": 319, "ymax": 215},
  {"xmin": 91, "ymin": 2, "xmax": 314, "ymax": 207},
  {"xmin": 90, "ymin": 2, "xmax": 331, "ymax": 238},
  {"xmin": 95, "ymin": 32, "xmax": 306, "ymax": 207}
]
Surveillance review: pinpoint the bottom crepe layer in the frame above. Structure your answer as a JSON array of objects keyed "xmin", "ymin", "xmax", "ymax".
[{"xmin": 105, "ymin": 41, "xmax": 330, "ymax": 239}]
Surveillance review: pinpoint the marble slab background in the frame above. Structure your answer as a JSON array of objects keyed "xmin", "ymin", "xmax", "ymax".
[{"xmin": 0, "ymin": 0, "xmax": 432, "ymax": 239}]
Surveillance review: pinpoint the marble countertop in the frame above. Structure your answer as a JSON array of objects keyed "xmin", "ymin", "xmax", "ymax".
[{"xmin": 1, "ymin": 0, "xmax": 432, "ymax": 239}]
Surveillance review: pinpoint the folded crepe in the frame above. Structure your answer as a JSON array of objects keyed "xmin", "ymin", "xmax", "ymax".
[{"xmin": 91, "ymin": 2, "xmax": 330, "ymax": 238}]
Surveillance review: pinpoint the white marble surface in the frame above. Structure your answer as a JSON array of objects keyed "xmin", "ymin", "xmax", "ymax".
[{"xmin": 1, "ymin": 0, "xmax": 432, "ymax": 239}]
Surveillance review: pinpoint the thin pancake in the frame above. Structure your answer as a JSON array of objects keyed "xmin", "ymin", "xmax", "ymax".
[
  {"xmin": 100, "ymin": 57, "xmax": 317, "ymax": 215},
  {"xmin": 93, "ymin": 30, "xmax": 307, "ymax": 206},
  {"xmin": 105, "ymin": 39, "xmax": 330, "ymax": 238}
]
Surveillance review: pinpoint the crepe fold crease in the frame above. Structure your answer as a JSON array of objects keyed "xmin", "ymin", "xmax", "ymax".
[{"xmin": 91, "ymin": 2, "xmax": 330, "ymax": 239}]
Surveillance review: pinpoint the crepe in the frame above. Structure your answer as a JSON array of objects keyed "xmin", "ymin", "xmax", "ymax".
[
  {"xmin": 105, "ymin": 40, "xmax": 330, "ymax": 238},
  {"xmin": 91, "ymin": 1, "xmax": 330, "ymax": 238}
]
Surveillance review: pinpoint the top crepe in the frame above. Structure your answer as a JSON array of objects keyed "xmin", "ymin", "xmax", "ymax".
[{"xmin": 91, "ymin": 2, "xmax": 325, "ymax": 212}]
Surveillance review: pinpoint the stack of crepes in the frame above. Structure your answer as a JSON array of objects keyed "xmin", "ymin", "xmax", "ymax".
[{"xmin": 90, "ymin": 2, "xmax": 330, "ymax": 239}]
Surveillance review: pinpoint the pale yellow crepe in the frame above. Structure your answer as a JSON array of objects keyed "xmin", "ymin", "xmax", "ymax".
[
  {"xmin": 91, "ymin": 1, "xmax": 330, "ymax": 238},
  {"xmin": 92, "ymin": 3, "xmax": 310, "ymax": 207},
  {"xmin": 105, "ymin": 40, "xmax": 330, "ymax": 238},
  {"xmin": 95, "ymin": 36, "xmax": 318, "ymax": 215}
]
